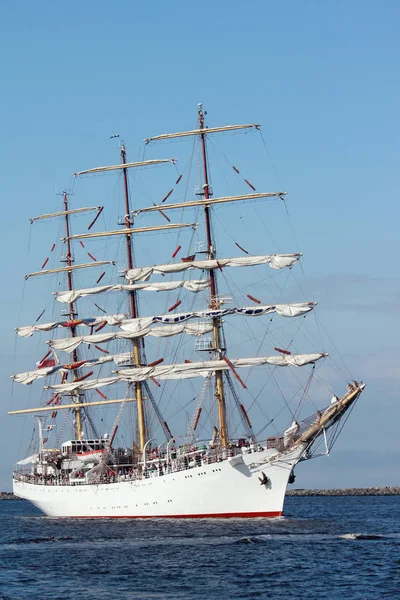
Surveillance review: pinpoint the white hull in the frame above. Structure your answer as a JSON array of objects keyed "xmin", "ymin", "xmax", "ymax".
[{"xmin": 13, "ymin": 446, "xmax": 304, "ymax": 518}]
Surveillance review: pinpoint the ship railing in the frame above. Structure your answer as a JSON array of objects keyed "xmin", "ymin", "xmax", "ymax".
[{"xmin": 12, "ymin": 442, "xmax": 269, "ymax": 487}]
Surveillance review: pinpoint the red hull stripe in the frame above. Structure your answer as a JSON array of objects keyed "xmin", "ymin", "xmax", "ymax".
[{"xmin": 72, "ymin": 511, "xmax": 282, "ymax": 519}]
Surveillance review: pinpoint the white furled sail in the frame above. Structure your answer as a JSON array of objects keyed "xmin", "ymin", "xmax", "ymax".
[
  {"xmin": 120, "ymin": 303, "xmax": 317, "ymax": 333},
  {"xmin": 125, "ymin": 254, "xmax": 302, "ymax": 282},
  {"xmin": 54, "ymin": 280, "xmax": 209, "ymax": 304},
  {"xmin": 24, "ymin": 261, "xmax": 115, "ymax": 280},
  {"xmin": 12, "ymin": 355, "xmax": 117, "ymax": 385},
  {"xmin": 72, "ymin": 159, "xmax": 176, "ymax": 177},
  {"xmin": 47, "ymin": 322, "xmax": 214, "ymax": 353},
  {"xmin": 30, "ymin": 206, "xmax": 102, "ymax": 223},
  {"xmin": 16, "ymin": 314, "xmax": 127, "ymax": 338},
  {"xmin": 133, "ymin": 192, "xmax": 286, "ymax": 215},
  {"xmin": 64, "ymin": 222, "xmax": 198, "ymax": 242},
  {"xmin": 46, "ymin": 353, "xmax": 328, "ymax": 393},
  {"xmin": 144, "ymin": 124, "xmax": 261, "ymax": 144}
]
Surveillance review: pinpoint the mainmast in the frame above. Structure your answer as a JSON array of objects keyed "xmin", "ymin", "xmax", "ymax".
[
  {"xmin": 120, "ymin": 145, "xmax": 146, "ymax": 452},
  {"xmin": 198, "ymin": 104, "xmax": 228, "ymax": 447},
  {"xmin": 63, "ymin": 191, "xmax": 83, "ymax": 439}
]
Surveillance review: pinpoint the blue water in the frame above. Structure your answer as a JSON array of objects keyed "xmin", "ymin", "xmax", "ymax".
[{"xmin": 0, "ymin": 496, "xmax": 399, "ymax": 599}]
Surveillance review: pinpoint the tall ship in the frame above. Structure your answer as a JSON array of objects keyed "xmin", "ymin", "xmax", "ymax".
[{"xmin": 11, "ymin": 106, "xmax": 365, "ymax": 518}]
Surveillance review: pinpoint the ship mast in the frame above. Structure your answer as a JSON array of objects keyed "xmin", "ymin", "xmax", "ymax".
[
  {"xmin": 63, "ymin": 191, "xmax": 83, "ymax": 439},
  {"xmin": 198, "ymin": 104, "xmax": 228, "ymax": 447},
  {"xmin": 120, "ymin": 145, "xmax": 146, "ymax": 452}
]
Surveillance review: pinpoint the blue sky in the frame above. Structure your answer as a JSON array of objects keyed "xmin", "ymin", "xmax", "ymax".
[{"xmin": 0, "ymin": 0, "xmax": 399, "ymax": 491}]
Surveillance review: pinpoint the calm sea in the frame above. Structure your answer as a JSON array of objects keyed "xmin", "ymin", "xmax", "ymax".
[{"xmin": 0, "ymin": 496, "xmax": 399, "ymax": 599}]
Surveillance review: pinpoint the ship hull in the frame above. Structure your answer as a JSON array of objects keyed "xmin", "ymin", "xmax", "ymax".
[{"xmin": 13, "ymin": 446, "xmax": 304, "ymax": 518}]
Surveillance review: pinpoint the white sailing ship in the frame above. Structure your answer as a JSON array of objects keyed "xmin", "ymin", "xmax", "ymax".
[{"xmin": 11, "ymin": 105, "xmax": 365, "ymax": 518}]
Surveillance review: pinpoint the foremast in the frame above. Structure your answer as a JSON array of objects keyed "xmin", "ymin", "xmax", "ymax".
[
  {"xmin": 198, "ymin": 104, "xmax": 228, "ymax": 447},
  {"xmin": 119, "ymin": 145, "xmax": 147, "ymax": 452}
]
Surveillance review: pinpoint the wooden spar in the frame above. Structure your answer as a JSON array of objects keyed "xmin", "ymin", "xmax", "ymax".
[
  {"xmin": 120, "ymin": 145, "xmax": 146, "ymax": 454},
  {"xmin": 30, "ymin": 206, "xmax": 102, "ymax": 223},
  {"xmin": 8, "ymin": 397, "xmax": 138, "ymax": 415},
  {"xmin": 134, "ymin": 192, "xmax": 286, "ymax": 215},
  {"xmin": 198, "ymin": 104, "xmax": 228, "ymax": 448},
  {"xmin": 293, "ymin": 385, "xmax": 365, "ymax": 449},
  {"xmin": 72, "ymin": 158, "xmax": 176, "ymax": 177},
  {"xmin": 63, "ymin": 222, "xmax": 198, "ymax": 242},
  {"xmin": 172, "ymin": 245, "xmax": 181, "ymax": 258},
  {"xmin": 25, "ymin": 261, "xmax": 115, "ymax": 280},
  {"xmin": 144, "ymin": 123, "xmax": 261, "ymax": 144}
]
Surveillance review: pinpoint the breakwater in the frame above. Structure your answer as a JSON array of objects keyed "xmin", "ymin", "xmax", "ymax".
[{"xmin": 286, "ymin": 487, "xmax": 400, "ymax": 496}]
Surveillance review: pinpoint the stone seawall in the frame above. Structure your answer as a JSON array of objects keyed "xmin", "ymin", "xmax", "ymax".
[{"xmin": 286, "ymin": 487, "xmax": 400, "ymax": 496}]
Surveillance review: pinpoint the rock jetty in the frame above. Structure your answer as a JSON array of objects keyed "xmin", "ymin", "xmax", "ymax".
[{"xmin": 286, "ymin": 487, "xmax": 400, "ymax": 496}]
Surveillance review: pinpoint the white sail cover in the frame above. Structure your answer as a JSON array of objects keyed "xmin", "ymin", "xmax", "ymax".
[
  {"xmin": 120, "ymin": 303, "xmax": 317, "ymax": 332},
  {"xmin": 12, "ymin": 355, "xmax": 119, "ymax": 385},
  {"xmin": 44, "ymin": 303, "xmax": 315, "ymax": 353},
  {"xmin": 16, "ymin": 314, "xmax": 127, "ymax": 338},
  {"xmin": 54, "ymin": 280, "xmax": 209, "ymax": 304},
  {"xmin": 47, "ymin": 322, "xmax": 214, "ymax": 353},
  {"xmin": 125, "ymin": 254, "xmax": 301, "ymax": 282},
  {"xmin": 46, "ymin": 353, "xmax": 327, "ymax": 392}
]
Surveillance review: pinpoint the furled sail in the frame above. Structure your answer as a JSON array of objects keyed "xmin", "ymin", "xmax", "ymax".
[
  {"xmin": 144, "ymin": 124, "xmax": 261, "ymax": 144},
  {"xmin": 30, "ymin": 206, "xmax": 102, "ymax": 223},
  {"xmin": 24, "ymin": 261, "xmax": 115, "ymax": 280},
  {"xmin": 54, "ymin": 280, "xmax": 209, "ymax": 304},
  {"xmin": 47, "ymin": 322, "xmax": 214, "ymax": 353},
  {"xmin": 125, "ymin": 254, "xmax": 302, "ymax": 282},
  {"xmin": 64, "ymin": 222, "xmax": 198, "ymax": 242},
  {"xmin": 12, "ymin": 355, "xmax": 117, "ymax": 385},
  {"xmin": 44, "ymin": 304, "xmax": 315, "ymax": 353},
  {"xmin": 72, "ymin": 159, "xmax": 176, "ymax": 177},
  {"xmin": 120, "ymin": 303, "xmax": 317, "ymax": 333},
  {"xmin": 16, "ymin": 314, "xmax": 127, "ymax": 338},
  {"xmin": 133, "ymin": 192, "xmax": 286, "ymax": 215},
  {"xmin": 46, "ymin": 353, "xmax": 328, "ymax": 392}
]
